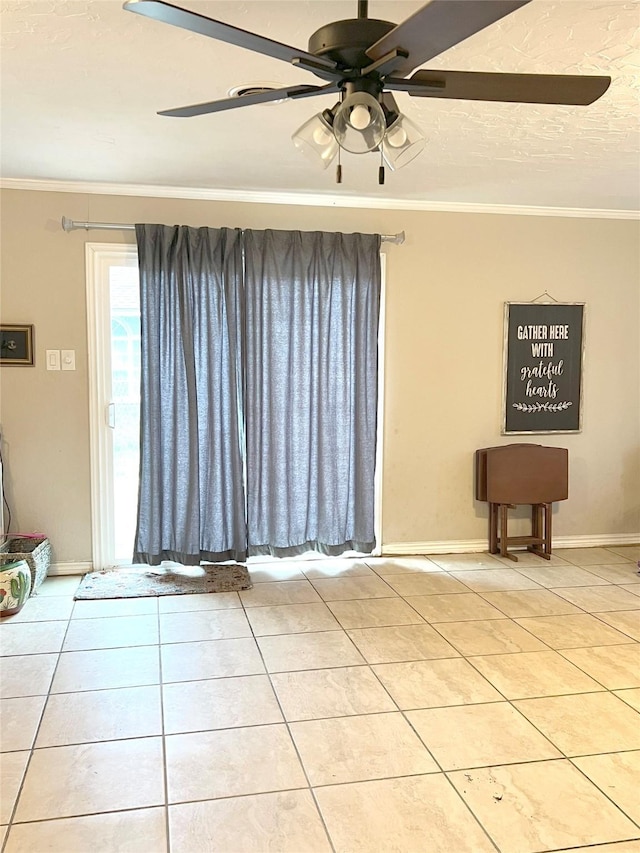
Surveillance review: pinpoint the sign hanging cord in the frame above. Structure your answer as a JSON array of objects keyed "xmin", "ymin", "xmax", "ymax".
[{"xmin": 530, "ymin": 290, "xmax": 560, "ymax": 303}]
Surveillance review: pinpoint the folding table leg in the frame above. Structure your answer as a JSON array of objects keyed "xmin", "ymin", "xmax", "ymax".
[
  {"xmin": 544, "ymin": 502, "xmax": 552, "ymax": 558},
  {"xmin": 489, "ymin": 503, "xmax": 498, "ymax": 553},
  {"xmin": 531, "ymin": 504, "xmax": 540, "ymax": 542},
  {"xmin": 500, "ymin": 504, "xmax": 509, "ymax": 558}
]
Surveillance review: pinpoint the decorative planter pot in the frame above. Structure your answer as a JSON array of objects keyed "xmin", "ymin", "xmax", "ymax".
[{"xmin": 0, "ymin": 560, "xmax": 31, "ymax": 617}]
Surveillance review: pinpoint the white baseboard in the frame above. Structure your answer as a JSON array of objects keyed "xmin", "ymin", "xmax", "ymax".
[
  {"xmin": 48, "ymin": 561, "xmax": 92, "ymax": 577},
  {"xmin": 383, "ymin": 540, "xmax": 488, "ymax": 555},
  {"xmin": 382, "ymin": 533, "xmax": 640, "ymax": 556},
  {"xmin": 47, "ymin": 535, "xmax": 640, "ymax": 570},
  {"xmin": 551, "ymin": 533, "xmax": 640, "ymax": 549}
]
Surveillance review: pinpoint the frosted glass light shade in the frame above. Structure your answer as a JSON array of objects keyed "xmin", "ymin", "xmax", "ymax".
[
  {"xmin": 333, "ymin": 92, "xmax": 386, "ymax": 154},
  {"xmin": 381, "ymin": 114, "xmax": 427, "ymax": 170},
  {"xmin": 292, "ymin": 113, "xmax": 338, "ymax": 169}
]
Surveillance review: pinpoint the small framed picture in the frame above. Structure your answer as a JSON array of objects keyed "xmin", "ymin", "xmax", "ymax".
[{"xmin": 0, "ymin": 324, "xmax": 34, "ymax": 365}]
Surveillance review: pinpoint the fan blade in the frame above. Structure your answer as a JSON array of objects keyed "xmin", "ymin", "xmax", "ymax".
[
  {"xmin": 124, "ymin": 0, "xmax": 338, "ymax": 71},
  {"xmin": 366, "ymin": 0, "xmax": 531, "ymax": 77},
  {"xmin": 159, "ymin": 83, "xmax": 340, "ymax": 118},
  {"xmin": 387, "ymin": 70, "xmax": 611, "ymax": 105},
  {"xmin": 381, "ymin": 92, "xmax": 401, "ymax": 115}
]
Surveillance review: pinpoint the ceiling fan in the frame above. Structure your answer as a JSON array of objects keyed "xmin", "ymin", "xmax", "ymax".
[{"xmin": 123, "ymin": 0, "xmax": 611, "ymax": 184}]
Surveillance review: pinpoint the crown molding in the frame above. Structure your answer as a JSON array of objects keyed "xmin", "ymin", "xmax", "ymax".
[{"xmin": 2, "ymin": 177, "xmax": 638, "ymax": 220}]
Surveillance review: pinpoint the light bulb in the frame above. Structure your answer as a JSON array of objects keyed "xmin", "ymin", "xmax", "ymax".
[
  {"xmin": 312, "ymin": 125, "xmax": 333, "ymax": 145},
  {"xmin": 334, "ymin": 92, "xmax": 386, "ymax": 153},
  {"xmin": 381, "ymin": 114, "xmax": 426, "ymax": 169},
  {"xmin": 349, "ymin": 104, "xmax": 371, "ymax": 130},
  {"xmin": 386, "ymin": 126, "xmax": 407, "ymax": 148}
]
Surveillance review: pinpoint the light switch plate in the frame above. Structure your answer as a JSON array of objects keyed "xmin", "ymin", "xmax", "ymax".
[
  {"xmin": 61, "ymin": 349, "xmax": 76, "ymax": 371},
  {"xmin": 46, "ymin": 350, "xmax": 60, "ymax": 370}
]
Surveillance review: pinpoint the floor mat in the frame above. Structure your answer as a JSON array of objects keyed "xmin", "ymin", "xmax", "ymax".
[{"xmin": 74, "ymin": 564, "xmax": 252, "ymax": 599}]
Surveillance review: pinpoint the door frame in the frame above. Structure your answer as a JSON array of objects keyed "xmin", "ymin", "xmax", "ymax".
[
  {"xmin": 373, "ymin": 253, "xmax": 387, "ymax": 556},
  {"xmin": 86, "ymin": 242, "xmax": 139, "ymax": 570}
]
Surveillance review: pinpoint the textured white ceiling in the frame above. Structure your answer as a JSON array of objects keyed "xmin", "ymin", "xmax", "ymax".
[{"xmin": 1, "ymin": 0, "xmax": 639, "ymax": 210}]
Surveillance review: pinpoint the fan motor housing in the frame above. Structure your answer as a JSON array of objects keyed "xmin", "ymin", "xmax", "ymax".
[{"xmin": 308, "ymin": 18, "xmax": 396, "ymax": 69}]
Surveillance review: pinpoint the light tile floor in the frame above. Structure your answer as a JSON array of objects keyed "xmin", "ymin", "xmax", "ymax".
[{"xmin": 1, "ymin": 548, "xmax": 639, "ymax": 853}]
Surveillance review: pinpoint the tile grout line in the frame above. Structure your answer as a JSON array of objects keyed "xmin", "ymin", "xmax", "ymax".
[
  {"xmin": 5, "ymin": 803, "xmax": 168, "ymax": 830},
  {"xmin": 1, "ymin": 594, "xmax": 77, "ymax": 845},
  {"xmin": 3, "ymin": 602, "xmax": 636, "ymax": 668},
  {"xmin": 397, "ymin": 566, "xmax": 639, "ymax": 655},
  {"xmin": 342, "ymin": 575, "xmax": 640, "ymax": 849},
  {"xmin": 1, "ymin": 587, "xmax": 167, "ymax": 844},
  {"xmin": 553, "ymin": 647, "xmax": 639, "ymax": 692},
  {"xmin": 4, "ymin": 583, "xmax": 639, "ymax": 625},
  {"xmin": 589, "ymin": 610, "xmax": 640, "ymax": 643},
  {"xmin": 540, "ymin": 836, "xmax": 640, "ymax": 853},
  {"xmin": 237, "ymin": 593, "xmax": 338, "ymax": 853},
  {"xmin": 433, "ymin": 577, "xmax": 637, "ymax": 652},
  {"xmin": 565, "ymin": 755, "xmax": 640, "ymax": 833},
  {"xmin": 12, "ymin": 580, "xmax": 632, "ymax": 682},
  {"xmin": 444, "ymin": 607, "xmax": 639, "ymax": 780},
  {"xmin": 7, "ymin": 756, "xmax": 640, "ymax": 828},
  {"xmin": 266, "ymin": 585, "xmax": 503, "ymax": 853},
  {"xmin": 3, "ymin": 567, "xmax": 637, "ymax": 650},
  {"xmin": 391, "ymin": 689, "xmax": 503, "ymax": 853},
  {"xmin": 2, "ymin": 608, "xmax": 73, "ymax": 851},
  {"xmin": 437, "ymin": 670, "xmax": 640, "ymax": 852},
  {"xmin": 4, "ymin": 633, "xmax": 634, "ymax": 660},
  {"xmin": 243, "ymin": 573, "xmax": 512, "ymax": 853},
  {"xmin": 5, "ymin": 714, "xmax": 640, "ymax": 756},
  {"xmin": 474, "ymin": 656, "xmax": 640, "ymax": 836},
  {"xmin": 332, "ymin": 613, "xmax": 505, "ymax": 851},
  {"xmin": 465, "ymin": 656, "xmax": 612, "ymax": 700},
  {"xmin": 1, "ymin": 563, "xmax": 638, "ymax": 849},
  {"xmin": 14, "ymin": 633, "xmax": 633, "ymax": 686},
  {"xmin": 156, "ymin": 599, "xmax": 171, "ymax": 853}
]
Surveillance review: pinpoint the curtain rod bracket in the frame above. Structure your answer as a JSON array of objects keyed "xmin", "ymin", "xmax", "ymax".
[{"xmin": 385, "ymin": 230, "xmax": 405, "ymax": 245}]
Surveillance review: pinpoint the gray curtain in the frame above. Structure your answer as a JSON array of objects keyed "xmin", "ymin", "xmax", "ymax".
[
  {"xmin": 133, "ymin": 224, "xmax": 247, "ymax": 565},
  {"xmin": 244, "ymin": 229, "xmax": 381, "ymax": 557}
]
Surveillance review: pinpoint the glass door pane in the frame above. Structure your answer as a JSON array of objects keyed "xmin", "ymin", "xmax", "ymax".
[{"xmin": 109, "ymin": 265, "xmax": 141, "ymax": 562}]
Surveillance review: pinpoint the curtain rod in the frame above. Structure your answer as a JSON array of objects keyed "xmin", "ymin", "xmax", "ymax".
[{"xmin": 61, "ymin": 217, "xmax": 405, "ymax": 244}]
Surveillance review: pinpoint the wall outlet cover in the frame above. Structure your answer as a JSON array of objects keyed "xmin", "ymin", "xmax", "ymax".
[{"xmin": 61, "ymin": 350, "xmax": 76, "ymax": 371}]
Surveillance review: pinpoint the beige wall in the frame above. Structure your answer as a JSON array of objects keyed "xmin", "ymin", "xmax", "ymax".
[{"xmin": 1, "ymin": 188, "xmax": 638, "ymax": 563}]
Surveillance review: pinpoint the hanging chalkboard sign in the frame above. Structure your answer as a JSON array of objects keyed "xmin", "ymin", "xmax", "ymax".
[{"xmin": 503, "ymin": 302, "xmax": 585, "ymax": 434}]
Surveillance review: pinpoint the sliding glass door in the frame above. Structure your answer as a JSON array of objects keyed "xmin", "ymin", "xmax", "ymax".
[{"xmin": 86, "ymin": 243, "xmax": 385, "ymax": 570}]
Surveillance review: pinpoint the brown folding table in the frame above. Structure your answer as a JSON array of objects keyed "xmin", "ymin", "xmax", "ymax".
[{"xmin": 475, "ymin": 444, "xmax": 568, "ymax": 561}]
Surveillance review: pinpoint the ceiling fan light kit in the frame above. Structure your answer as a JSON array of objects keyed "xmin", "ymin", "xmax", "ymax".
[{"xmin": 124, "ymin": 0, "xmax": 612, "ymax": 186}]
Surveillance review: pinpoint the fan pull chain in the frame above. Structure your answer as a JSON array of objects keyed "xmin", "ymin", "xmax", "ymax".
[
  {"xmin": 379, "ymin": 147, "xmax": 385, "ymax": 185},
  {"xmin": 336, "ymin": 147, "xmax": 342, "ymax": 184}
]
